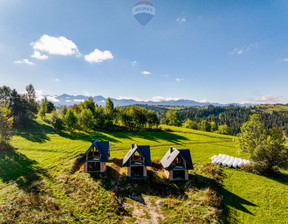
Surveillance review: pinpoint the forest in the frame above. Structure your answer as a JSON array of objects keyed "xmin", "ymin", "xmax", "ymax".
[{"xmin": 176, "ymin": 106, "xmax": 288, "ymax": 135}]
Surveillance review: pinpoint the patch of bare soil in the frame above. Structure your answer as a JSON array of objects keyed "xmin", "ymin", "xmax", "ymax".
[{"xmin": 123, "ymin": 194, "xmax": 165, "ymax": 224}]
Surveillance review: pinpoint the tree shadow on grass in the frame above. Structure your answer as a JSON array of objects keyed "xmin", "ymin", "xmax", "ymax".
[
  {"xmin": 58, "ymin": 129, "xmax": 188, "ymax": 146},
  {"xmin": 13, "ymin": 120, "xmax": 53, "ymax": 143},
  {"xmin": 0, "ymin": 150, "xmax": 47, "ymax": 192},
  {"xmin": 270, "ymin": 171, "xmax": 288, "ymax": 186},
  {"xmin": 221, "ymin": 187, "xmax": 257, "ymax": 215},
  {"xmin": 58, "ymin": 131, "xmax": 120, "ymax": 143},
  {"xmin": 106, "ymin": 129, "xmax": 188, "ymax": 144}
]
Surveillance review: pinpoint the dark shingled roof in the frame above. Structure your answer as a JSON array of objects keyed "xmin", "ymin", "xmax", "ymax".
[
  {"xmin": 80, "ymin": 140, "xmax": 110, "ymax": 162},
  {"xmin": 160, "ymin": 147, "xmax": 193, "ymax": 170},
  {"xmin": 122, "ymin": 144, "xmax": 151, "ymax": 167}
]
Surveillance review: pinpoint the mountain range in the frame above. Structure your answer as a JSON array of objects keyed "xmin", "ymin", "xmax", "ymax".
[{"xmin": 44, "ymin": 94, "xmax": 252, "ymax": 107}]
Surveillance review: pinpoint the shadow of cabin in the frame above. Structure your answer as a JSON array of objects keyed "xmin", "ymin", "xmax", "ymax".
[
  {"xmin": 79, "ymin": 140, "xmax": 110, "ymax": 173},
  {"xmin": 122, "ymin": 144, "xmax": 151, "ymax": 179}
]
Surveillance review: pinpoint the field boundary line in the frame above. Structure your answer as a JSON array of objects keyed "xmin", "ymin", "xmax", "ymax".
[{"xmin": 163, "ymin": 129, "xmax": 232, "ymax": 140}]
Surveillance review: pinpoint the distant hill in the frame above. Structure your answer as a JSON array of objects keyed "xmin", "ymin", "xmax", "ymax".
[{"xmin": 45, "ymin": 94, "xmax": 253, "ymax": 107}]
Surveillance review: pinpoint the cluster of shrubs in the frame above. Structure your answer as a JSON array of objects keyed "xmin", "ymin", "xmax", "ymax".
[{"xmin": 51, "ymin": 98, "xmax": 160, "ymax": 131}]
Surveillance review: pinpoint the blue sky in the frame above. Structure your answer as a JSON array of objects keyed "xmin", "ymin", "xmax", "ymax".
[{"xmin": 1, "ymin": 0, "xmax": 288, "ymax": 104}]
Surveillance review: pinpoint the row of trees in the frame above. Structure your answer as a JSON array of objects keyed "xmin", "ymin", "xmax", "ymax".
[
  {"xmin": 184, "ymin": 119, "xmax": 231, "ymax": 135},
  {"xmin": 157, "ymin": 109, "xmax": 231, "ymax": 135},
  {"xmin": 0, "ymin": 84, "xmax": 38, "ymax": 127},
  {"xmin": 51, "ymin": 98, "xmax": 160, "ymax": 131},
  {"xmin": 0, "ymin": 84, "xmax": 57, "ymax": 147}
]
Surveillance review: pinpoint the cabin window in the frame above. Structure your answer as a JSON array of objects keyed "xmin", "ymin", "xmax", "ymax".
[
  {"xmin": 88, "ymin": 147, "xmax": 101, "ymax": 160},
  {"xmin": 172, "ymin": 155, "xmax": 185, "ymax": 168},
  {"xmin": 131, "ymin": 151, "xmax": 144, "ymax": 164}
]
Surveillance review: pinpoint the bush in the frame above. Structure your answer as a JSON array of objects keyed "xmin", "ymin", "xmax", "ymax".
[
  {"xmin": 238, "ymin": 115, "xmax": 288, "ymax": 176},
  {"xmin": 184, "ymin": 119, "xmax": 198, "ymax": 129},
  {"xmin": 51, "ymin": 110, "xmax": 64, "ymax": 131},
  {"xmin": 217, "ymin": 125, "xmax": 230, "ymax": 135}
]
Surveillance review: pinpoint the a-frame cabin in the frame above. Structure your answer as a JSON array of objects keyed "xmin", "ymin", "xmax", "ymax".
[
  {"xmin": 160, "ymin": 147, "xmax": 193, "ymax": 181},
  {"xmin": 80, "ymin": 140, "xmax": 110, "ymax": 173},
  {"xmin": 122, "ymin": 144, "xmax": 151, "ymax": 179}
]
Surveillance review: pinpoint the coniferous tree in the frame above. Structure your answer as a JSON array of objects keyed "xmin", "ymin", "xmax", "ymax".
[{"xmin": 39, "ymin": 97, "xmax": 48, "ymax": 119}]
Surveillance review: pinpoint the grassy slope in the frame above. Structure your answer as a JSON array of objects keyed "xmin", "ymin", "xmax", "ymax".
[
  {"xmin": 222, "ymin": 168, "xmax": 288, "ymax": 223},
  {"xmin": 0, "ymin": 118, "xmax": 288, "ymax": 223}
]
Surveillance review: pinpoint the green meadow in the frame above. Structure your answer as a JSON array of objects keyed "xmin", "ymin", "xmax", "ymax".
[{"xmin": 0, "ymin": 117, "xmax": 287, "ymax": 223}]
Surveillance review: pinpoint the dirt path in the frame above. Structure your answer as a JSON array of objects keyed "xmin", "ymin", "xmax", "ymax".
[{"xmin": 123, "ymin": 195, "xmax": 165, "ymax": 224}]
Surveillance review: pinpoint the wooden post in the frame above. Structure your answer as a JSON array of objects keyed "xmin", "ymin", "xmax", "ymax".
[
  {"xmin": 144, "ymin": 166, "xmax": 147, "ymax": 176},
  {"xmin": 127, "ymin": 167, "xmax": 131, "ymax": 177},
  {"xmin": 102, "ymin": 162, "xmax": 106, "ymax": 172}
]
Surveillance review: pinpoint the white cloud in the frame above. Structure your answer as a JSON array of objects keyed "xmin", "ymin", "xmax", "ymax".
[
  {"xmin": 116, "ymin": 96, "xmax": 181, "ymax": 102},
  {"xmin": 31, "ymin": 51, "xmax": 48, "ymax": 60},
  {"xmin": 280, "ymin": 58, "xmax": 288, "ymax": 63},
  {"xmin": 150, "ymin": 96, "xmax": 180, "ymax": 102},
  {"xmin": 35, "ymin": 90, "xmax": 44, "ymax": 101},
  {"xmin": 229, "ymin": 48, "xmax": 244, "ymax": 55},
  {"xmin": 131, "ymin": 60, "xmax": 137, "ymax": 66},
  {"xmin": 199, "ymin": 99, "xmax": 209, "ymax": 103},
  {"xmin": 65, "ymin": 100, "xmax": 72, "ymax": 102},
  {"xmin": 31, "ymin": 34, "xmax": 80, "ymax": 56},
  {"xmin": 142, "ymin": 71, "xmax": 151, "ymax": 75},
  {"xmin": 84, "ymin": 49, "xmax": 113, "ymax": 63},
  {"xmin": 51, "ymin": 78, "xmax": 60, "ymax": 82},
  {"xmin": 229, "ymin": 43, "xmax": 258, "ymax": 56},
  {"xmin": 35, "ymin": 90, "xmax": 60, "ymax": 103},
  {"xmin": 176, "ymin": 16, "xmax": 186, "ymax": 23},
  {"xmin": 74, "ymin": 99, "xmax": 85, "ymax": 102},
  {"xmin": 162, "ymin": 74, "xmax": 169, "ymax": 77},
  {"xmin": 176, "ymin": 78, "xmax": 184, "ymax": 82},
  {"xmin": 14, "ymin": 59, "xmax": 35, "ymax": 65},
  {"xmin": 249, "ymin": 95, "xmax": 279, "ymax": 104},
  {"xmin": 47, "ymin": 96, "xmax": 60, "ymax": 103}
]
